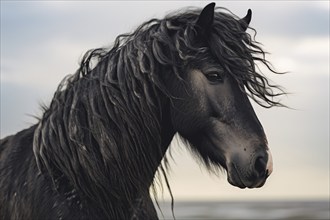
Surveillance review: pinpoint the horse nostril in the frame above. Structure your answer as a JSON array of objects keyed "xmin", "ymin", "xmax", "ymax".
[{"xmin": 254, "ymin": 156, "xmax": 267, "ymax": 177}]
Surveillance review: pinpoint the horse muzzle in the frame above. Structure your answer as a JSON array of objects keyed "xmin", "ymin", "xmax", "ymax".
[{"xmin": 227, "ymin": 149, "xmax": 273, "ymax": 189}]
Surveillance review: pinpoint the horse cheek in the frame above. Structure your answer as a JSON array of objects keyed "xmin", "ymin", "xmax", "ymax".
[{"xmin": 170, "ymin": 75, "xmax": 209, "ymax": 136}]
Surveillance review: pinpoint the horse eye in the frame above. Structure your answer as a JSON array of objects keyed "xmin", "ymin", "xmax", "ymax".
[{"xmin": 205, "ymin": 72, "xmax": 224, "ymax": 83}]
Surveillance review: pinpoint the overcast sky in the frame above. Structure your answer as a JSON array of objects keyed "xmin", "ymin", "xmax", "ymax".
[{"xmin": 1, "ymin": 1, "xmax": 329, "ymax": 201}]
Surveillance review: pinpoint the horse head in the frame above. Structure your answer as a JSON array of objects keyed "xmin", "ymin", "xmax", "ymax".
[{"xmin": 167, "ymin": 3, "xmax": 273, "ymax": 189}]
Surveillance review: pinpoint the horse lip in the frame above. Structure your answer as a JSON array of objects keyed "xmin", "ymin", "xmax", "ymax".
[
  {"xmin": 229, "ymin": 163, "xmax": 269, "ymax": 189},
  {"xmin": 252, "ymin": 174, "xmax": 268, "ymax": 188}
]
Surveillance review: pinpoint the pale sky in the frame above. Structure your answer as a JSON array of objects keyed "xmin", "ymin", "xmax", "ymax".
[{"xmin": 1, "ymin": 1, "xmax": 329, "ymax": 201}]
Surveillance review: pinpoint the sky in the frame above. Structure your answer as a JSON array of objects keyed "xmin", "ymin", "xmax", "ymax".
[{"xmin": 1, "ymin": 1, "xmax": 329, "ymax": 201}]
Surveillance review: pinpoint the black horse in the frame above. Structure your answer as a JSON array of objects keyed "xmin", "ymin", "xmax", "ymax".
[{"xmin": 0, "ymin": 3, "xmax": 284, "ymax": 220}]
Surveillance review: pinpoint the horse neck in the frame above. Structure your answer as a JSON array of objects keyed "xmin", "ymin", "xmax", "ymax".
[
  {"xmin": 126, "ymin": 96, "xmax": 175, "ymax": 188},
  {"xmin": 104, "ymin": 92, "xmax": 175, "ymax": 196}
]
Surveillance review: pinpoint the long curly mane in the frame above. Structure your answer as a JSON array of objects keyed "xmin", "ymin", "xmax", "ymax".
[{"xmin": 32, "ymin": 6, "xmax": 284, "ymax": 218}]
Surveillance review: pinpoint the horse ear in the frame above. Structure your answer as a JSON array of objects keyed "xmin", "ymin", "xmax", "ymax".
[
  {"xmin": 239, "ymin": 9, "xmax": 252, "ymax": 31},
  {"xmin": 195, "ymin": 2, "xmax": 216, "ymax": 37}
]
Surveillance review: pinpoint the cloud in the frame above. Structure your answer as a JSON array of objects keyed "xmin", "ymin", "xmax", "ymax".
[
  {"xmin": 1, "ymin": 37, "xmax": 89, "ymax": 88},
  {"xmin": 263, "ymin": 36, "xmax": 329, "ymax": 76},
  {"xmin": 0, "ymin": 82, "xmax": 45, "ymax": 137},
  {"xmin": 241, "ymin": 1, "xmax": 329, "ymax": 38}
]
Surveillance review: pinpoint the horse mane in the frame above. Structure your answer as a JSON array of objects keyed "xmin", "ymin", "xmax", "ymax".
[{"xmin": 33, "ymin": 6, "xmax": 284, "ymax": 218}]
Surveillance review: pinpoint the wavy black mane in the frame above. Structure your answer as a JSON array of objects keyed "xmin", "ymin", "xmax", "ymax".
[{"xmin": 30, "ymin": 6, "xmax": 284, "ymax": 219}]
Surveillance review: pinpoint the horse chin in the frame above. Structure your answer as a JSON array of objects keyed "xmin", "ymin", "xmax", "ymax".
[
  {"xmin": 227, "ymin": 171, "xmax": 247, "ymax": 189},
  {"xmin": 226, "ymin": 164, "xmax": 268, "ymax": 189}
]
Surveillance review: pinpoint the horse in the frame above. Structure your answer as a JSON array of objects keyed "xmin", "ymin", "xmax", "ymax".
[{"xmin": 0, "ymin": 3, "xmax": 284, "ymax": 219}]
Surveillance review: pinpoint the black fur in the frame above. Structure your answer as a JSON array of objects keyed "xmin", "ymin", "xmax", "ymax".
[{"xmin": 0, "ymin": 4, "xmax": 284, "ymax": 220}]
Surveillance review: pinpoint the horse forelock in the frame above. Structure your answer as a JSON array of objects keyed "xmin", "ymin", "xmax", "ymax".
[{"xmin": 209, "ymin": 8, "xmax": 286, "ymax": 108}]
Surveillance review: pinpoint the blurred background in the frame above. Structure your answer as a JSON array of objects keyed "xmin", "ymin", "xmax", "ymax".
[{"xmin": 1, "ymin": 1, "xmax": 329, "ymax": 219}]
